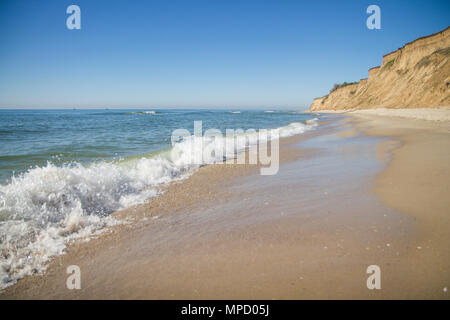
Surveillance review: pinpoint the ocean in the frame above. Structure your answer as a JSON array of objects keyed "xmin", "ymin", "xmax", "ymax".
[{"xmin": 0, "ymin": 108, "xmax": 318, "ymax": 288}]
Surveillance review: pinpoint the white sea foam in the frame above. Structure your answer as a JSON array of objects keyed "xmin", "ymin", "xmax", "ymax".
[
  {"xmin": 306, "ymin": 117, "xmax": 319, "ymax": 125},
  {"xmin": 0, "ymin": 157, "xmax": 189, "ymax": 288},
  {"xmin": 0, "ymin": 119, "xmax": 317, "ymax": 289},
  {"xmin": 129, "ymin": 110, "xmax": 157, "ymax": 115},
  {"xmin": 170, "ymin": 120, "xmax": 317, "ymax": 166}
]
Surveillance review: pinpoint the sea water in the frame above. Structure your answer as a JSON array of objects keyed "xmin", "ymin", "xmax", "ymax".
[{"xmin": 0, "ymin": 108, "xmax": 318, "ymax": 288}]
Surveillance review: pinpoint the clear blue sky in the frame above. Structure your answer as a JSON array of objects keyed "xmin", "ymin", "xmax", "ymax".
[{"xmin": 0, "ymin": 0, "xmax": 448, "ymax": 109}]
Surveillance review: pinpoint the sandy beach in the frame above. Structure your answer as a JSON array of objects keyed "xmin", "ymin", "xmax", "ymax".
[
  {"xmin": 1, "ymin": 1, "xmax": 450, "ymax": 308},
  {"xmin": 1, "ymin": 109, "xmax": 449, "ymax": 299}
]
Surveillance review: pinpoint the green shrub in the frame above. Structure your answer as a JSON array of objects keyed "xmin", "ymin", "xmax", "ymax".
[
  {"xmin": 383, "ymin": 59, "xmax": 395, "ymax": 70},
  {"xmin": 330, "ymin": 81, "xmax": 358, "ymax": 93}
]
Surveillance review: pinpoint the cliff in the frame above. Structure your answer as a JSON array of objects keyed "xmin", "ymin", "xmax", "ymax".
[{"xmin": 310, "ymin": 27, "xmax": 450, "ymax": 111}]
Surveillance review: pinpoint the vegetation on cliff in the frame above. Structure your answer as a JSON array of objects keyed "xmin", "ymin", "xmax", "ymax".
[
  {"xmin": 310, "ymin": 27, "xmax": 450, "ymax": 111},
  {"xmin": 330, "ymin": 82, "xmax": 359, "ymax": 93}
]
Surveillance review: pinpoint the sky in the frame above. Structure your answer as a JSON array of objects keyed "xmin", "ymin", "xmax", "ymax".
[{"xmin": 0, "ymin": 0, "xmax": 448, "ymax": 109}]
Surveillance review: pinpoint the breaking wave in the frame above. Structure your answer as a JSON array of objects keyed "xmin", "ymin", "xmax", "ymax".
[{"xmin": 0, "ymin": 119, "xmax": 317, "ymax": 289}]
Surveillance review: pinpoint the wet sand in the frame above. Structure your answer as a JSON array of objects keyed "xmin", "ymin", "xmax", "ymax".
[{"xmin": 1, "ymin": 115, "xmax": 449, "ymax": 299}]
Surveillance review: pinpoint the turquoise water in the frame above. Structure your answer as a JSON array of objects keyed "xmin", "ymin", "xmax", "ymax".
[{"xmin": 0, "ymin": 108, "xmax": 318, "ymax": 288}]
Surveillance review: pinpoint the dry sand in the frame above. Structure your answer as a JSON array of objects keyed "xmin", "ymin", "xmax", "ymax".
[
  {"xmin": 351, "ymin": 107, "xmax": 450, "ymax": 121},
  {"xmin": 1, "ymin": 113, "xmax": 449, "ymax": 299},
  {"xmin": 311, "ymin": 107, "xmax": 450, "ymax": 121}
]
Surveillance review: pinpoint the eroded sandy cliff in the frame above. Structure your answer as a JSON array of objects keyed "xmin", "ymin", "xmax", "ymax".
[{"xmin": 310, "ymin": 27, "xmax": 450, "ymax": 111}]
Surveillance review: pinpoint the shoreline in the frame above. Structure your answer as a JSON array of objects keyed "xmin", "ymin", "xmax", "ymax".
[
  {"xmin": 1, "ymin": 113, "xmax": 450, "ymax": 299},
  {"xmin": 309, "ymin": 107, "xmax": 450, "ymax": 122},
  {"xmin": 0, "ymin": 114, "xmax": 318, "ymax": 290},
  {"xmin": 0, "ymin": 130, "xmax": 321, "ymax": 298}
]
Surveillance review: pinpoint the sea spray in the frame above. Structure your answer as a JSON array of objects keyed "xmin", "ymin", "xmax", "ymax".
[{"xmin": 0, "ymin": 157, "xmax": 190, "ymax": 288}]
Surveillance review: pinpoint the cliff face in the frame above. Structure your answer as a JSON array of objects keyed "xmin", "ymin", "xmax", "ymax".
[{"xmin": 310, "ymin": 27, "xmax": 450, "ymax": 111}]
